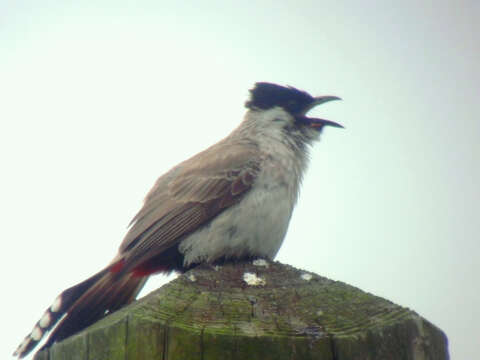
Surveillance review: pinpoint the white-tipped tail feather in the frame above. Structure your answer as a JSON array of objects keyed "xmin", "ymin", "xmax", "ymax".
[{"xmin": 13, "ymin": 268, "xmax": 145, "ymax": 358}]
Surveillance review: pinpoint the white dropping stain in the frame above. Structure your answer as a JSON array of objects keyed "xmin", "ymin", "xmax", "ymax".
[
  {"xmin": 252, "ymin": 259, "xmax": 269, "ymax": 267},
  {"xmin": 31, "ymin": 326, "xmax": 43, "ymax": 341},
  {"xmin": 187, "ymin": 274, "xmax": 197, "ymax": 282},
  {"xmin": 39, "ymin": 311, "xmax": 51, "ymax": 328},
  {"xmin": 50, "ymin": 295, "xmax": 62, "ymax": 312},
  {"xmin": 243, "ymin": 272, "xmax": 266, "ymax": 286},
  {"xmin": 301, "ymin": 273, "xmax": 313, "ymax": 281},
  {"xmin": 317, "ymin": 309, "xmax": 324, "ymax": 316},
  {"xmin": 214, "ymin": 265, "xmax": 221, "ymax": 271}
]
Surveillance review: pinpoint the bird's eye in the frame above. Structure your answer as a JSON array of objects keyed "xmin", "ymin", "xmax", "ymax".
[{"xmin": 273, "ymin": 118, "xmax": 283, "ymax": 122}]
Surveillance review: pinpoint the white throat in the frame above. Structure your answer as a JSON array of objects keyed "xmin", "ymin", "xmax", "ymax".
[{"xmin": 179, "ymin": 108, "xmax": 312, "ymax": 266}]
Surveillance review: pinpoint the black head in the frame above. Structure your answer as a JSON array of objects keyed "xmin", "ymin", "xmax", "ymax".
[
  {"xmin": 245, "ymin": 82, "xmax": 343, "ymax": 133},
  {"xmin": 245, "ymin": 82, "xmax": 318, "ymax": 115}
]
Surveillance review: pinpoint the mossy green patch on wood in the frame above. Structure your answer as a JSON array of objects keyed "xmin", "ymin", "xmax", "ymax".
[
  {"xmin": 49, "ymin": 331, "xmax": 88, "ymax": 360},
  {"xmin": 33, "ymin": 261, "xmax": 449, "ymax": 360},
  {"xmin": 87, "ymin": 316, "xmax": 127, "ymax": 360},
  {"xmin": 202, "ymin": 330, "xmax": 334, "ymax": 360},
  {"xmin": 126, "ymin": 314, "xmax": 166, "ymax": 360},
  {"xmin": 165, "ymin": 325, "xmax": 202, "ymax": 360}
]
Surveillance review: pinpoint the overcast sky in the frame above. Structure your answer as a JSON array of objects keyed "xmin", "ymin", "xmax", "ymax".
[{"xmin": 1, "ymin": 1, "xmax": 478, "ymax": 359}]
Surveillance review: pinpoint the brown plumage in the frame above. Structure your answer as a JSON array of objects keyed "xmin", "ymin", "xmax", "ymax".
[
  {"xmin": 14, "ymin": 82, "xmax": 341, "ymax": 358},
  {"xmin": 15, "ymin": 137, "xmax": 262, "ymax": 358}
]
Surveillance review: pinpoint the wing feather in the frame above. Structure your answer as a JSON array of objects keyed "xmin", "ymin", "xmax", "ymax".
[{"xmin": 118, "ymin": 141, "xmax": 261, "ymax": 272}]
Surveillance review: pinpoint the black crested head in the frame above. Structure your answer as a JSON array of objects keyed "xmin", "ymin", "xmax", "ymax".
[{"xmin": 245, "ymin": 82, "xmax": 316, "ymax": 115}]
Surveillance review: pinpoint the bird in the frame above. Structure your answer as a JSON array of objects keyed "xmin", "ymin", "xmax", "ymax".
[{"xmin": 14, "ymin": 82, "xmax": 342, "ymax": 358}]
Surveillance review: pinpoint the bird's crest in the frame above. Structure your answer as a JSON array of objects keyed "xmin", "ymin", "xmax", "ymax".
[{"xmin": 245, "ymin": 82, "xmax": 315, "ymax": 114}]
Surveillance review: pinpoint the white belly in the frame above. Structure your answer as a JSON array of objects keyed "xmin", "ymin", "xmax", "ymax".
[{"xmin": 179, "ymin": 183, "xmax": 295, "ymax": 267}]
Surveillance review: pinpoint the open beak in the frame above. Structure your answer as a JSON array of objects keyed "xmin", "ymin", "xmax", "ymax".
[
  {"xmin": 297, "ymin": 95, "xmax": 343, "ymax": 129},
  {"xmin": 307, "ymin": 117, "xmax": 344, "ymax": 129}
]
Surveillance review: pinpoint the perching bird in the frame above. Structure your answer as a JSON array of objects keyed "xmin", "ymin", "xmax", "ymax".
[{"xmin": 14, "ymin": 82, "xmax": 342, "ymax": 358}]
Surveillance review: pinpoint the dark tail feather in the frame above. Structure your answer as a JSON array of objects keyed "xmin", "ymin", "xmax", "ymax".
[
  {"xmin": 13, "ymin": 269, "xmax": 146, "ymax": 358},
  {"xmin": 42, "ymin": 272, "xmax": 146, "ymax": 348}
]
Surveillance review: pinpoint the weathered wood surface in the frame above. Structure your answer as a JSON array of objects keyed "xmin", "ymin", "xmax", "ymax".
[{"xmin": 34, "ymin": 261, "xmax": 449, "ymax": 359}]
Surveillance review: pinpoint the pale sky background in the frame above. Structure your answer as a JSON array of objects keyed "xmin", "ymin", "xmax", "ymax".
[{"xmin": 1, "ymin": 1, "xmax": 478, "ymax": 359}]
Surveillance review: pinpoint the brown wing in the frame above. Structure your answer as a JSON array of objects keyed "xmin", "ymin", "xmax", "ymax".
[{"xmin": 117, "ymin": 141, "xmax": 261, "ymax": 273}]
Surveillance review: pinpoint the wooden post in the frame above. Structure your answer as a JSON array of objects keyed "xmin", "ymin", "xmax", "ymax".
[{"xmin": 34, "ymin": 261, "xmax": 449, "ymax": 360}]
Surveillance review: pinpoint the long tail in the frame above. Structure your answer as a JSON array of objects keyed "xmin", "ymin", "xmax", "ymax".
[{"xmin": 13, "ymin": 268, "xmax": 147, "ymax": 358}]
